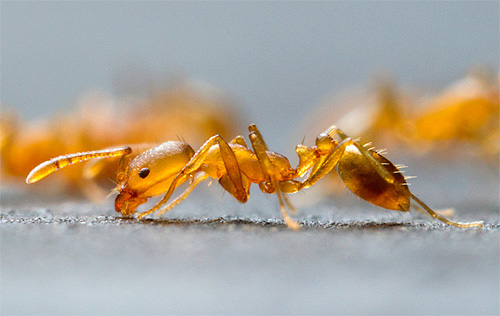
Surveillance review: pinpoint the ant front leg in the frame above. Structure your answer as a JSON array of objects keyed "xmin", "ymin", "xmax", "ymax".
[{"xmin": 137, "ymin": 135, "xmax": 248, "ymax": 219}]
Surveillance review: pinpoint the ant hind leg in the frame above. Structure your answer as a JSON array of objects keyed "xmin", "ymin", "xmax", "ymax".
[
  {"xmin": 248, "ymin": 124, "xmax": 300, "ymax": 230},
  {"xmin": 410, "ymin": 194, "xmax": 483, "ymax": 228}
]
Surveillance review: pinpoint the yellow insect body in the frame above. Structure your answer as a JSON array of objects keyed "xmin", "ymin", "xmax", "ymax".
[{"xmin": 26, "ymin": 124, "xmax": 483, "ymax": 230}]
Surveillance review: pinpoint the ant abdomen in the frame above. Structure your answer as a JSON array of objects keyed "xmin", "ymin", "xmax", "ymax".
[{"xmin": 337, "ymin": 144, "xmax": 411, "ymax": 212}]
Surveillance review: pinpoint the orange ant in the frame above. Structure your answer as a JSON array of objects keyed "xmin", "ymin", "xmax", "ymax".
[{"xmin": 26, "ymin": 124, "xmax": 483, "ymax": 230}]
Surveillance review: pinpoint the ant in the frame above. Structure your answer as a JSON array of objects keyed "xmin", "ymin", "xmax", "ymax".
[{"xmin": 26, "ymin": 124, "xmax": 483, "ymax": 230}]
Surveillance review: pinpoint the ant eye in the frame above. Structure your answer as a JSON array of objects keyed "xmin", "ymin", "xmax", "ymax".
[{"xmin": 138, "ymin": 167, "xmax": 150, "ymax": 178}]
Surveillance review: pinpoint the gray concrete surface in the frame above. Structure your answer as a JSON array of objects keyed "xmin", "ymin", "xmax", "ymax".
[{"xmin": 1, "ymin": 159, "xmax": 499, "ymax": 315}]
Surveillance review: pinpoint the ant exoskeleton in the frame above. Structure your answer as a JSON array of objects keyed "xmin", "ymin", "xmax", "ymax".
[{"xmin": 26, "ymin": 124, "xmax": 483, "ymax": 230}]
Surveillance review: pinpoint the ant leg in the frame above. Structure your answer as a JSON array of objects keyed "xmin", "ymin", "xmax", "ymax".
[
  {"xmin": 155, "ymin": 173, "xmax": 210, "ymax": 217},
  {"xmin": 138, "ymin": 135, "xmax": 247, "ymax": 219},
  {"xmin": 290, "ymin": 136, "xmax": 365, "ymax": 192},
  {"xmin": 411, "ymin": 194, "xmax": 483, "ymax": 228},
  {"xmin": 136, "ymin": 173, "xmax": 189, "ymax": 219},
  {"xmin": 275, "ymin": 182, "xmax": 300, "ymax": 230},
  {"xmin": 178, "ymin": 135, "xmax": 246, "ymax": 201},
  {"xmin": 223, "ymin": 136, "xmax": 253, "ymax": 200},
  {"xmin": 413, "ymin": 204, "xmax": 455, "ymax": 218},
  {"xmin": 296, "ymin": 134, "xmax": 390, "ymax": 191},
  {"xmin": 216, "ymin": 137, "xmax": 247, "ymax": 201},
  {"xmin": 26, "ymin": 146, "xmax": 132, "ymax": 184},
  {"xmin": 299, "ymin": 139, "xmax": 349, "ymax": 190},
  {"xmin": 248, "ymin": 124, "xmax": 300, "ymax": 230},
  {"xmin": 283, "ymin": 194, "xmax": 298, "ymax": 215},
  {"xmin": 219, "ymin": 173, "xmax": 250, "ymax": 203},
  {"xmin": 324, "ymin": 125, "xmax": 396, "ymax": 184},
  {"xmin": 248, "ymin": 124, "xmax": 271, "ymax": 150},
  {"xmin": 248, "ymin": 125, "xmax": 276, "ymax": 177}
]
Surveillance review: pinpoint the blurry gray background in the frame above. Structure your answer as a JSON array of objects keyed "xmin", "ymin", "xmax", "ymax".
[
  {"xmin": 1, "ymin": 2, "xmax": 499, "ymax": 315},
  {"xmin": 2, "ymin": 1, "xmax": 499, "ymax": 147}
]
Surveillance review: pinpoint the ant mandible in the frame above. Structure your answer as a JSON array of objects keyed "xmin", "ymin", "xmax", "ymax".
[{"xmin": 26, "ymin": 124, "xmax": 483, "ymax": 230}]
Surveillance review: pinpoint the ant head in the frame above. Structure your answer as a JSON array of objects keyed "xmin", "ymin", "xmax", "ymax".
[{"xmin": 113, "ymin": 141, "xmax": 195, "ymax": 215}]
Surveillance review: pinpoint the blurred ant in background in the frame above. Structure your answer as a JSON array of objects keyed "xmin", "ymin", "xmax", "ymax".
[{"xmin": 2, "ymin": 81, "xmax": 242, "ymax": 200}]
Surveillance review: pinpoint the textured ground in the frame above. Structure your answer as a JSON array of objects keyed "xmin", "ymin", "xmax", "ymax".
[{"xmin": 1, "ymin": 159, "xmax": 499, "ymax": 315}]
